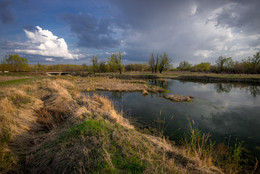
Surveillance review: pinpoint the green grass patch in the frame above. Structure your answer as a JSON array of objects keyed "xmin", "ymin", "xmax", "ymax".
[
  {"xmin": 43, "ymin": 119, "xmax": 114, "ymax": 149},
  {"xmin": 164, "ymin": 89, "xmax": 170, "ymax": 93},
  {"xmin": 0, "ymin": 128, "xmax": 16, "ymax": 173},
  {"xmin": 68, "ymin": 119, "xmax": 113, "ymax": 137},
  {"xmin": 0, "ymin": 78, "xmax": 33, "ymax": 86}
]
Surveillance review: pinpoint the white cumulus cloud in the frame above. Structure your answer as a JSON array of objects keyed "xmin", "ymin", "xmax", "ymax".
[
  {"xmin": 15, "ymin": 26, "xmax": 81, "ymax": 59},
  {"xmin": 45, "ymin": 58, "xmax": 55, "ymax": 61}
]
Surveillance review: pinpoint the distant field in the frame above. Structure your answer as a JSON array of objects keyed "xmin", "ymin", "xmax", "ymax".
[
  {"xmin": 0, "ymin": 75, "xmax": 30, "ymax": 82},
  {"xmin": 0, "ymin": 74, "xmax": 49, "ymax": 86}
]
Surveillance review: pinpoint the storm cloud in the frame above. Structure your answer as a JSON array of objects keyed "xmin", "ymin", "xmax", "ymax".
[
  {"xmin": 63, "ymin": 14, "xmax": 121, "ymax": 49},
  {"xmin": 0, "ymin": 0, "xmax": 260, "ymax": 64},
  {"xmin": 103, "ymin": 0, "xmax": 260, "ymax": 63},
  {"xmin": 0, "ymin": 0, "xmax": 14, "ymax": 24}
]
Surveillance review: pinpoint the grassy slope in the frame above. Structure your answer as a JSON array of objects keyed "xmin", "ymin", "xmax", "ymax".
[{"xmin": 0, "ymin": 76, "xmax": 222, "ymax": 173}]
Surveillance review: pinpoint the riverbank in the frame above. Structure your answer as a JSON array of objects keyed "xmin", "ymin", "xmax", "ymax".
[
  {"xmin": 80, "ymin": 72, "xmax": 260, "ymax": 84},
  {"xmin": 0, "ymin": 76, "xmax": 222, "ymax": 173},
  {"xmin": 2, "ymin": 71, "xmax": 260, "ymax": 84}
]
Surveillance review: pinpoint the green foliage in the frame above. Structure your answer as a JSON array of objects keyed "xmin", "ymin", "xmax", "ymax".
[
  {"xmin": 107, "ymin": 52, "xmax": 123, "ymax": 74},
  {"xmin": 184, "ymin": 119, "xmax": 251, "ymax": 173},
  {"xmin": 69, "ymin": 120, "xmax": 112, "ymax": 137},
  {"xmin": 0, "ymin": 128, "xmax": 16, "ymax": 173},
  {"xmin": 215, "ymin": 56, "xmax": 234, "ymax": 73},
  {"xmin": 0, "ymin": 78, "xmax": 33, "ymax": 86},
  {"xmin": 125, "ymin": 63, "xmax": 149, "ymax": 72},
  {"xmin": 243, "ymin": 52, "xmax": 260, "ymax": 74},
  {"xmin": 192, "ymin": 62, "xmax": 210, "ymax": 72},
  {"xmin": 214, "ymin": 142, "xmax": 244, "ymax": 174},
  {"xmin": 148, "ymin": 52, "xmax": 171, "ymax": 74},
  {"xmin": 107, "ymin": 140, "xmax": 147, "ymax": 173},
  {"xmin": 184, "ymin": 119, "xmax": 214, "ymax": 163},
  {"xmin": 99, "ymin": 61, "xmax": 108, "ymax": 73},
  {"xmin": 177, "ymin": 61, "xmax": 192, "ymax": 71},
  {"xmin": 1, "ymin": 54, "xmax": 29, "ymax": 72},
  {"xmin": 158, "ymin": 52, "xmax": 172, "ymax": 73}
]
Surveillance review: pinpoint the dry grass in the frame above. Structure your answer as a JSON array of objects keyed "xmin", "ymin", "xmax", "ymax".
[
  {"xmin": 75, "ymin": 77, "xmax": 165, "ymax": 93},
  {"xmin": 0, "ymin": 77, "xmax": 223, "ymax": 173},
  {"xmin": 92, "ymin": 94, "xmax": 133, "ymax": 129}
]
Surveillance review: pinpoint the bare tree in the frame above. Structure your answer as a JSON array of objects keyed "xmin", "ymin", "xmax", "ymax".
[
  {"xmin": 91, "ymin": 56, "xmax": 99, "ymax": 74},
  {"xmin": 158, "ymin": 52, "xmax": 172, "ymax": 73},
  {"xmin": 155, "ymin": 54, "xmax": 159, "ymax": 73},
  {"xmin": 148, "ymin": 53, "xmax": 155, "ymax": 73},
  {"xmin": 148, "ymin": 53, "xmax": 160, "ymax": 73}
]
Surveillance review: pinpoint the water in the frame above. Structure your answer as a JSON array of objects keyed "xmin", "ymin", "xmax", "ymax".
[{"xmin": 88, "ymin": 79, "xmax": 260, "ymax": 158}]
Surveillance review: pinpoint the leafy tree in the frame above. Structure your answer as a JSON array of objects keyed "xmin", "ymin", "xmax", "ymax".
[
  {"xmin": 107, "ymin": 56, "xmax": 116, "ymax": 72},
  {"xmin": 252, "ymin": 52, "xmax": 260, "ymax": 73},
  {"xmin": 225, "ymin": 57, "xmax": 234, "ymax": 73},
  {"xmin": 99, "ymin": 61, "xmax": 108, "ymax": 73},
  {"xmin": 3, "ymin": 54, "xmax": 29, "ymax": 72},
  {"xmin": 158, "ymin": 52, "xmax": 172, "ymax": 73},
  {"xmin": 177, "ymin": 61, "xmax": 192, "ymax": 71},
  {"xmin": 192, "ymin": 62, "xmax": 210, "ymax": 72},
  {"xmin": 82, "ymin": 63, "xmax": 89, "ymax": 71},
  {"xmin": 216, "ymin": 56, "xmax": 231, "ymax": 73},
  {"xmin": 244, "ymin": 52, "xmax": 260, "ymax": 73},
  {"xmin": 91, "ymin": 56, "xmax": 99, "ymax": 74},
  {"xmin": 107, "ymin": 52, "xmax": 123, "ymax": 74}
]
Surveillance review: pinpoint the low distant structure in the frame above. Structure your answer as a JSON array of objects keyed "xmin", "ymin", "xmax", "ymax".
[{"xmin": 46, "ymin": 72, "xmax": 72, "ymax": 76}]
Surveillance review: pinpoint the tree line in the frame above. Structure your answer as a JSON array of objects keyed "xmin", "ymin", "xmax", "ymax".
[
  {"xmin": 176, "ymin": 52, "xmax": 260, "ymax": 74},
  {"xmin": 1, "ymin": 52, "xmax": 260, "ymax": 74}
]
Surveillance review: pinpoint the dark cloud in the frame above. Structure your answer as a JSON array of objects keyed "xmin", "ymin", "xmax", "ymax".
[
  {"xmin": 102, "ymin": 0, "xmax": 260, "ymax": 63},
  {"xmin": 63, "ymin": 14, "xmax": 120, "ymax": 49},
  {"xmin": 0, "ymin": 0, "xmax": 14, "ymax": 24},
  {"xmin": 1, "ymin": 0, "xmax": 260, "ymax": 64},
  {"xmin": 214, "ymin": 0, "xmax": 260, "ymax": 34}
]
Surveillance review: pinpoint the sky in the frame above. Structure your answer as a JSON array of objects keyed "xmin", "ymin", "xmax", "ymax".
[{"xmin": 0, "ymin": 0, "xmax": 260, "ymax": 66}]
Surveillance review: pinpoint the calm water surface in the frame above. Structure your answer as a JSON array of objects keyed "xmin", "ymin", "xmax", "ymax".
[{"xmin": 89, "ymin": 79, "xmax": 260, "ymax": 158}]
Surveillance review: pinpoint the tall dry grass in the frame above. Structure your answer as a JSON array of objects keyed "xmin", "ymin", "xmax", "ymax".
[
  {"xmin": 0, "ymin": 77, "xmax": 225, "ymax": 173},
  {"xmin": 92, "ymin": 94, "xmax": 133, "ymax": 129}
]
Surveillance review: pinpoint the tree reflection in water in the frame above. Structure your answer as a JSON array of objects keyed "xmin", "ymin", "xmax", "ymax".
[{"xmin": 214, "ymin": 83, "xmax": 260, "ymax": 97}]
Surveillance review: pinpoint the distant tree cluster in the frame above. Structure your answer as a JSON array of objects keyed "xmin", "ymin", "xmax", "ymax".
[
  {"xmin": 176, "ymin": 52, "xmax": 260, "ymax": 74},
  {"xmin": 0, "ymin": 54, "xmax": 29, "ymax": 72},
  {"xmin": 125, "ymin": 64, "xmax": 149, "ymax": 72},
  {"xmin": 30, "ymin": 63, "xmax": 84, "ymax": 72}
]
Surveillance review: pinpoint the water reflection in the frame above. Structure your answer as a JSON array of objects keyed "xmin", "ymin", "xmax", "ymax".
[
  {"xmin": 152, "ymin": 79, "xmax": 260, "ymax": 97},
  {"xmin": 214, "ymin": 83, "xmax": 232, "ymax": 93},
  {"xmin": 148, "ymin": 79, "xmax": 169, "ymax": 89},
  {"xmin": 111, "ymin": 91, "xmax": 124, "ymax": 100},
  {"xmin": 86, "ymin": 79, "xmax": 260, "ymax": 159},
  {"xmin": 246, "ymin": 86, "xmax": 260, "ymax": 97}
]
